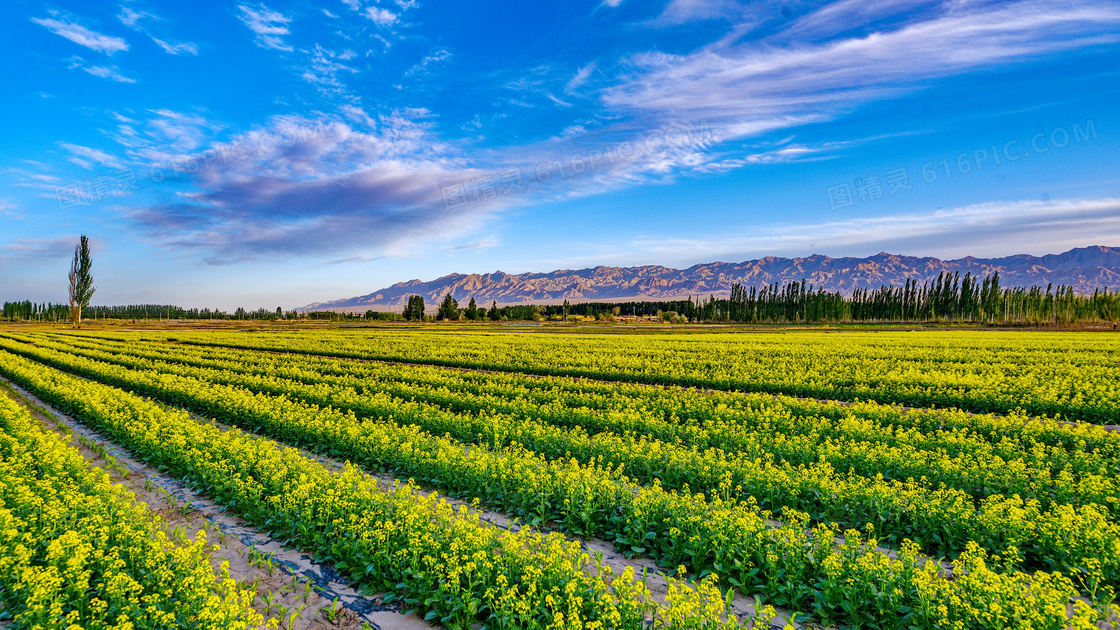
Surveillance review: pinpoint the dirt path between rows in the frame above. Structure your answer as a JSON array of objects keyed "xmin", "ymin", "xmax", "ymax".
[
  {"xmin": 0, "ymin": 373, "xmax": 807, "ymax": 629},
  {"xmin": 179, "ymin": 398, "xmax": 808, "ymax": 629},
  {"xmin": 0, "ymin": 377, "xmax": 432, "ymax": 630}
]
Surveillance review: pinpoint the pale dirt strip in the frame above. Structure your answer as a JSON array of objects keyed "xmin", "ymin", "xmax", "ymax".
[
  {"xmin": 0, "ymin": 377, "xmax": 430, "ymax": 630},
  {"xmin": 179, "ymin": 405, "xmax": 807, "ymax": 629},
  {"xmin": 9, "ymin": 335, "xmax": 1120, "ymax": 628},
  {"xmin": 0, "ymin": 373, "xmax": 806, "ymax": 630}
]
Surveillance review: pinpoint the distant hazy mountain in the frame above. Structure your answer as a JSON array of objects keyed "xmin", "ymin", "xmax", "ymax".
[{"xmin": 301, "ymin": 246, "xmax": 1120, "ymax": 312}]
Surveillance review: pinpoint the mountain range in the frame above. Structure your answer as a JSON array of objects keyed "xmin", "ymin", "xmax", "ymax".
[{"xmin": 301, "ymin": 246, "xmax": 1120, "ymax": 312}]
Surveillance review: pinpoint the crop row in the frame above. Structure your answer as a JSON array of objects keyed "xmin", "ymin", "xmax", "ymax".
[
  {"xmin": 0, "ymin": 349, "xmax": 783, "ymax": 630},
  {"xmin": 4, "ymin": 342, "xmax": 1120, "ymax": 630},
  {"xmin": 0, "ymin": 384, "xmax": 263, "ymax": 630},
  {"xmin": 8, "ymin": 333, "xmax": 1120, "ymax": 585},
  {"xmin": 42, "ymin": 332, "xmax": 1120, "ymax": 477},
  {"xmin": 54, "ymin": 330, "xmax": 1120, "ymax": 458},
  {"xmin": 32, "ymin": 332, "xmax": 1120, "ymax": 510},
  {"xmin": 150, "ymin": 328, "xmax": 1120, "ymax": 422}
]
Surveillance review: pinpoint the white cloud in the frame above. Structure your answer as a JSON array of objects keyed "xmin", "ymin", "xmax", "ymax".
[
  {"xmin": 60, "ymin": 143, "xmax": 126, "ymax": 170},
  {"xmin": 0, "ymin": 237, "xmax": 83, "ymax": 261},
  {"xmin": 151, "ymin": 38, "xmax": 199, "ymax": 55},
  {"xmin": 237, "ymin": 4, "xmax": 292, "ymax": 51},
  {"xmin": 656, "ymin": 0, "xmax": 743, "ymax": 24},
  {"xmin": 442, "ymin": 235, "xmax": 500, "ymax": 252},
  {"xmin": 546, "ymin": 93, "xmax": 572, "ymax": 108},
  {"xmin": 66, "ymin": 56, "xmax": 137, "ymax": 83},
  {"xmin": 365, "ymin": 7, "xmax": 398, "ymax": 26},
  {"xmin": 605, "ymin": 0, "xmax": 1120, "ymax": 142},
  {"xmin": 785, "ymin": 0, "xmax": 940, "ymax": 39},
  {"xmin": 564, "ymin": 63, "xmax": 596, "ymax": 93},
  {"xmin": 32, "ymin": 15, "xmax": 128, "ymax": 54},
  {"xmin": 340, "ymin": 104, "xmax": 377, "ymax": 128},
  {"xmin": 624, "ymin": 198, "xmax": 1120, "ymax": 262},
  {"xmin": 117, "ymin": 7, "xmax": 200, "ymax": 55},
  {"xmin": 405, "ymin": 49, "xmax": 450, "ymax": 76},
  {"xmin": 84, "ymin": 65, "xmax": 137, "ymax": 83},
  {"xmin": 117, "ymin": 7, "xmax": 150, "ymax": 28},
  {"xmin": 299, "ymin": 45, "xmax": 359, "ymax": 94}
]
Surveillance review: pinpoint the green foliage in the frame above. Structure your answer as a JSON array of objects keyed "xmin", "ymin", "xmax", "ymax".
[
  {"xmin": 436, "ymin": 292, "xmax": 459, "ymax": 321},
  {"xmin": 403, "ymin": 294, "xmax": 425, "ymax": 321},
  {"xmin": 0, "ymin": 347, "xmax": 776, "ymax": 630},
  {"xmin": 67, "ymin": 235, "xmax": 96, "ymax": 326}
]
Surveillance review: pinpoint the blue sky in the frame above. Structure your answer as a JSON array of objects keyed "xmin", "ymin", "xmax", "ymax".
[{"xmin": 1, "ymin": 0, "xmax": 1118, "ymax": 309}]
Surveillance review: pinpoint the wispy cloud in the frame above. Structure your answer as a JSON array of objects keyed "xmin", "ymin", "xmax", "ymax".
[
  {"xmin": 0, "ymin": 200, "xmax": 18, "ymax": 218},
  {"xmin": 111, "ymin": 108, "xmax": 223, "ymax": 159},
  {"xmin": 4, "ymin": 168, "xmax": 62, "ymax": 188},
  {"xmin": 32, "ymin": 14, "xmax": 128, "ymax": 54},
  {"xmin": 405, "ymin": 49, "xmax": 450, "ymax": 77},
  {"xmin": 84, "ymin": 64, "xmax": 137, "ymax": 83},
  {"xmin": 300, "ymin": 45, "xmax": 358, "ymax": 91},
  {"xmin": 117, "ymin": 8, "xmax": 200, "ymax": 55},
  {"xmin": 442, "ymin": 235, "xmax": 500, "ymax": 252},
  {"xmin": 784, "ymin": 0, "xmax": 940, "ymax": 39},
  {"xmin": 151, "ymin": 38, "xmax": 199, "ymax": 55},
  {"xmin": 623, "ymin": 197, "xmax": 1120, "ymax": 263},
  {"xmin": 0, "ymin": 236, "xmax": 80, "ymax": 261},
  {"xmin": 60, "ymin": 143, "xmax": 126, "ymax": 170},
  {"xmin": 564, "ymin": 63, "xmax": 596, "ymax": 93},
  {"xmin": 237, "ymin": 4, "xmax": 292, "ymax": 51},
  {"xmin": 605, "ymin": 0, "xmax": 1120, "ymax": 142},
  {"xmin": 545, "ymin": 93, "xmax": 572, "ymax": 108},
  {"xmin": 656, "ymin": 0, "xmax": 745, "ymax": 25},
  {"xmin": 66, "ymin": 56, "xmax": 137, "ymax": 83}
]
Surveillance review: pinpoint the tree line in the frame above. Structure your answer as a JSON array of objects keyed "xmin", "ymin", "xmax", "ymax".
[
  {"xmin": 6, "ymin": 271, "xmax": 1118, "ymax": 326},
  {"xmin": 394, "ymin": 272, "xmax": 1119, "ymax": 325},
  {"xmin": 1, "ymin": 303, "xmax": 298, "ymax": 322}
]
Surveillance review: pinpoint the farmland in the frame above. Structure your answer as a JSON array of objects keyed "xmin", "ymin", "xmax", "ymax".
[{"xmin": 0, "ymin": 326, "xmax": 1118, "ymax": 629}]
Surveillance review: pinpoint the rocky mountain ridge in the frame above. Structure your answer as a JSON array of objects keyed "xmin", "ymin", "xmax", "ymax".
[{"xmin": 301, "ymin": 246, "xmax": 1120, "ymax": 311}]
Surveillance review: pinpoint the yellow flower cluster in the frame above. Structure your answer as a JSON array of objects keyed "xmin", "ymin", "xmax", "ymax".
[
  {"xmin": 0, "ymin": 349, "xmax": 776, "ymax": 630},
  {"xmin": 6, "ymin": 334, "xmax": 1119, "ymax": 593},
  {"xmin": 110, "ymin": 326, "xmax": 1120, "ymax": 422},
  {"xmin": 1, "ymin": 331, "xmax": 1118, "ymax": 628},
  {"xmin": 0, "ymin": 390, "xmax": 261, "ymax": 629},
  {"xmin": 38, "ymin": 332, "xmax": 1120, "ymax": 514}
]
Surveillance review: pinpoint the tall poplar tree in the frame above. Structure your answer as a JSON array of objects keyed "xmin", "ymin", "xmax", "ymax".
[{"xmin": 68, "ymin": 235, "xmax": 96, "ymax": 328}]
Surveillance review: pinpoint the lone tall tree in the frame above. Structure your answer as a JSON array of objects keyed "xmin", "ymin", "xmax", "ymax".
[
  {"xmin": 437, "ymin": 292, "xmax": 459, "ymax": 321},
  {"xmin": 404, "ymin": 295, "xmax": 425, "ymax": 321},
  {"xmin": 68, "ymin": 235, "xmax": 96, "ymax": 327}
]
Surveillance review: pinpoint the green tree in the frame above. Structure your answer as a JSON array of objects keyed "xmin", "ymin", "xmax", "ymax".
[
  {"xmin": 465, "ymin": 297, "xmax": 478, "ymax": 320},
  {"xmin": 437, "ymin": 292, "xmax": 460, "ymax": 321},
  {"xmin": 67, "ymin": 235, "xmax": 96, "ymax": 328},
  {"xmin": 403, "ymin": 295, "xmax": 425, "ymax": 321}
]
